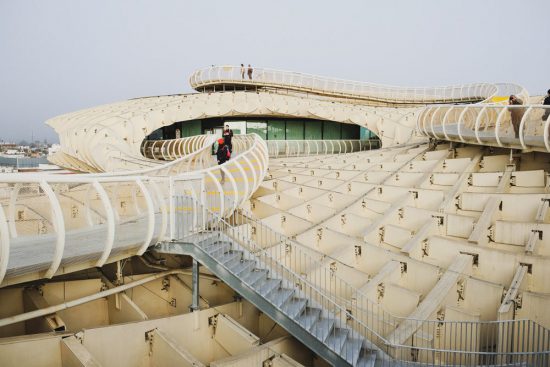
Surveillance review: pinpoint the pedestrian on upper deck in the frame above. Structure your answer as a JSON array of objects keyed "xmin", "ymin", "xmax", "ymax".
[
  {"xmin": 222, "ymin": 124, "xmax": 234, "ymax": 153},
  {"xmin": 247, "ymin": 64, "xmax": 253, "ymax": 80},
  {"xmin": 542, "ymin": 89, "xmax": 550, "ymax": 121},
  {"xmin": 240, "ymin": 64, "xmax": 245, "ymax": 79},
  {"xmin": 508, "ymin": 94, "xmax": 525, "ymax": 138}
]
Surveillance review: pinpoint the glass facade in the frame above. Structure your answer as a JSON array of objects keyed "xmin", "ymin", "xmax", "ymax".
[
  {"xmin": 304, "ymin": 120, "xmax": 322, "ymax": 140},
  {"xmin": 323, "ymin": 121, "xmax": 341, "ymax": 139},
  {"xmin": 148, "ymin": 117, "xmax": 372, "ymax": 141},
  {"xmin": 246, "ymin": 121, "xmax": 267, "ymax": 140},
  {"xmin": 342, "ymin": 123, "xmax": 358, "ymax": 139},
  {"xmin": 267, "ymin": 120, "xmax": 285, "ymax": 140},
  {"xmin": 180, "ymin": 120, "xmax": 201, "ymax": 137},
  {"xmin": 286, "ymin": 120, "xmax": 305, "ymax": 140}
]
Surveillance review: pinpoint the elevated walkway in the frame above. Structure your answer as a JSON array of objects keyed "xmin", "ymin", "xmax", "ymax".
[
  {"xmin": 0, "ymin": 134, "xmax": 268, "ymax": 286},
  {"xmin": 189, "ymin": 66, "xmax": 526, "ymax": 106},
  {"xmin": 418, "ymin": 104, "xmax": 550, "ymax": 153}
]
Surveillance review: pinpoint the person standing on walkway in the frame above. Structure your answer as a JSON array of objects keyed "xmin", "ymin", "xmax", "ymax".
[
  {"xmin": 247, "ymin": 64, "xmax": 253, "ymax": 80},
  {"xmin": 222, "ymin": 124, "xmax": 234, "ymax": 153},
  {"xmin": 508, "ymin": 95, "xmax": 525, "ymax": 138},
  {"xmin": 240, "ymin": 64, "xmax": 245, "ymax": 79},
  {"xmin": 542, "ymin": 89, "xmax": 550, "ymax": 121},
  {"xmin": 216, "ymin": 138, "xmax": 230, "ymax": 184}
]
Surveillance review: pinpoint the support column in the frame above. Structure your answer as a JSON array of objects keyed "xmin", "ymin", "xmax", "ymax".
[{"xmin": 190, "ymin": 259, "xmax": 200, "ymax": 312}]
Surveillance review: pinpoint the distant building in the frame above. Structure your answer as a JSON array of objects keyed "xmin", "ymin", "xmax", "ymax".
[
  {"xmin": 0, "ymin": 154, "xmax": 50, "ymax": 170},
  {"xmin": 48, "ymin": 143, "xmax": 61, "ymax": 156}
]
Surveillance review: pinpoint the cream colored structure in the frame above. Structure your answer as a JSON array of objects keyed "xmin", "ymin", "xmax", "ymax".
[{"xmin": 0, "ymin": 65, "xmax": 549, "ymax": 366}]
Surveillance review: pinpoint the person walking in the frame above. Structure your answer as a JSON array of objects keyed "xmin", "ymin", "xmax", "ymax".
[
  {"xmin": 240, "ymin": 64, "xmax": 245, "ymax": 79},
  {"xmin": 216, "ymin": 138, "xmax": 230, "ymax": 184},
  {"xmin": 247, "ymin": 64, "xmax": 253, "ymax": 80},
  {"xmin": 508, "ymin": 95, "xmax": 525, "ymax": 138},
  {"xmin": 222, "ymin": 124, "xmax": 234, "ymax": 153},
  {"xmin": 542, "ymin": 89, "xmax": 550, "ymax": 121}
]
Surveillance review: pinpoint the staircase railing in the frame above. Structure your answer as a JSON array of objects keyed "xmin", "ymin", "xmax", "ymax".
[
  {"xmin": 175, "ymin": 195, "xmax": 386, "ymax": 364},
  {"xmin": 231, "ymin": 208, "xmax": 550, "ymax": 366},
  {"xmin": 173, "ymin": 194, "xmax": 550, "ymax": 366}
]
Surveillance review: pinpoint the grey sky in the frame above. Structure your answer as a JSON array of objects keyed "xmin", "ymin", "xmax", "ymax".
[{"xmin": 1, "ymin": 0, "xmax": 549, "ymax": 143}]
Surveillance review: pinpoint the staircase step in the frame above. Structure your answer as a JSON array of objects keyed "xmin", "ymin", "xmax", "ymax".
[
  {"xmin": 280, "ymin": 297, "xmax": 308, "ymax": 319},
  {"xmin": 356, "ymin": 351, "xmax": 377, "ymax": 367},
  {"xmin": 215, "ymin": 250, "xmax": 242, "ymax": 267},
  {"xmin": 310, "ymin": 317, "xmax": 335, "ymax": 341},
  {"xmin": 325, "ymin": 327, "xmax": 349, "ymax": 354},
  {"xmin": 295, "ymin": 307, "xmax": 322, "ymax": 331},
  {"xmin": 266, "ymin": 287, "xmax": 295, "ymax": 308},
  {"xmin": 241, "ymin": 269, "xmax": 268, "ymax": 286},
  {"xmin": 255, "ymin": 278, "xmax": 282, "ymax": 297},
  {"xmin": 228, "ymin": 259, "xmax": 256, "ymax": 276},
  {"xmin": 190, "ymin": 232, "xmax": 375, "ymax": 366},
  {"xmin": 341, "ymin": 337, "xmax": 364, "ymax": 365},
  {"xmin": 202, "ymin": 241, "xmax": 231, "ymax": 255}
]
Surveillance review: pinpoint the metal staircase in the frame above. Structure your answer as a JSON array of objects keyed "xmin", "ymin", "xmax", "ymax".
[
  {"xmin": 154, "ymin": 197, "xmax": 378, "ymax": 366},
  {"xmin": 153, "ymin": 194, "xmax": 550, "ymax": 367},
  {"xmin": 156, "ymin": 233, "xmax": 377, "ymax": 367}
]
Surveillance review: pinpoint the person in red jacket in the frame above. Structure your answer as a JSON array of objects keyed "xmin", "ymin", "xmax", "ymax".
[{"xmin": 216, "ymin": 138, "xmax": 230, "ymax": 184}]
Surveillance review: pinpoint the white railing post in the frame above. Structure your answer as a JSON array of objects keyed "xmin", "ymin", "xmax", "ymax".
[
  {"xmin": 494, "ymin": 107, "xmax": 508, "ymax": 148},
  {"xmin": 0, "ymin": 203, "xmax": 10, "ymax": 285},
  {"xmin": 544, "ymin": 112, "xmax": 550, "ymax": 153},
  {"xmin": 474, "ymin": 106, "xmax": 488, "ymax": 145},
  {"xmin": 135, "ymin": 178, "xmax": 155, "ymax": 255},
  {"xmin": 93, "ymin": 180, "xmax": 116, "ymax": 267},
  {"xmin": 40, "ymin": 180, "xmax": 66, "ymax": 279},
  {"xmin": 518, "ymin": 106, "xmax": 533, "ymax": 150},
  {"xmin": 169, "ymin": 175, "xmax": 175, "ymax": 240}
]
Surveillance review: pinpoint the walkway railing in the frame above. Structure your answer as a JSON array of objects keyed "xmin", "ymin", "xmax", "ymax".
[
  {"xmin": 0, "ymin": 134, "xmax": 268, "ymax": 286},
  {"xmin": 173, "ymin": 194, "xmax": 550, "ymax": 366},
  {"xmin": 189, "ymin": 65, "xmax": 527, "ymax": 105},
  {"xmin": 141, "ymin": 137, "xmax": 381, "ymax": 160},
  {"xmin": 0, "ymin": 175, "xmax": 182, "ymax": 285},
  {"xmin": 140, "ymin": 135, "xmax": 213, "ymax": 161},
  {"xmin": 418, "ymin": 105, "xmax": 550, "ymax": 153},
  {"xmin": 266, "ymin": 139, "xmax": 380, "ymax": 158}
]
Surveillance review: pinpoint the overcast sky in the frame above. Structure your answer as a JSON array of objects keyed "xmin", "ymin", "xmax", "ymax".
[{"xmin": 1, "ymin": 0, "xmax": 549, "ymax": 143}]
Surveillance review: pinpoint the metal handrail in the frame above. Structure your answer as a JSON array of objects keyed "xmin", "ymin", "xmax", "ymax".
[
  {"xmin": 176, "ymin": 195, "xmax": 550, "ymax": 365},
  {"xmin": 175, "ymin": 195, "xmax": 386, "ymax": 363}
]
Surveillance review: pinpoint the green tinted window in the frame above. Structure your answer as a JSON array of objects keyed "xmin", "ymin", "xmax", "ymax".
[
  {"xmin": 267, "ymin": 120, "xmax": 285, "ymax": 140},
  {"xmin": 342, "ymin": 123, "xmax": 359, "ymax": 139},
  {"xmin": 304, "ymin": 120, "xmax": 322, "ymax": 140},
  {"xmin": 360, "ymin": 127, "xmax": 377, "ymax": 139},
  {"xmin": 285, "ymin": 120, "xmax": 304, "ymax": 140},
  {"xmin": 323, "ymin": 121, "xmax": 341, "ymax": 139},
  {"xmin": 181, "ymin": 120, "xmax": 201, "ymax": 137},
  {"xmin": 246, "ymin": 121, "xmax": 267, "ymax": 139},
  {"xmin": 148, "ymin": 129, "xmax": 163, "ymax": 140},
  {"xmin": 162, "ymin": 124, "xmax": 178, "ymax": 139}
]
